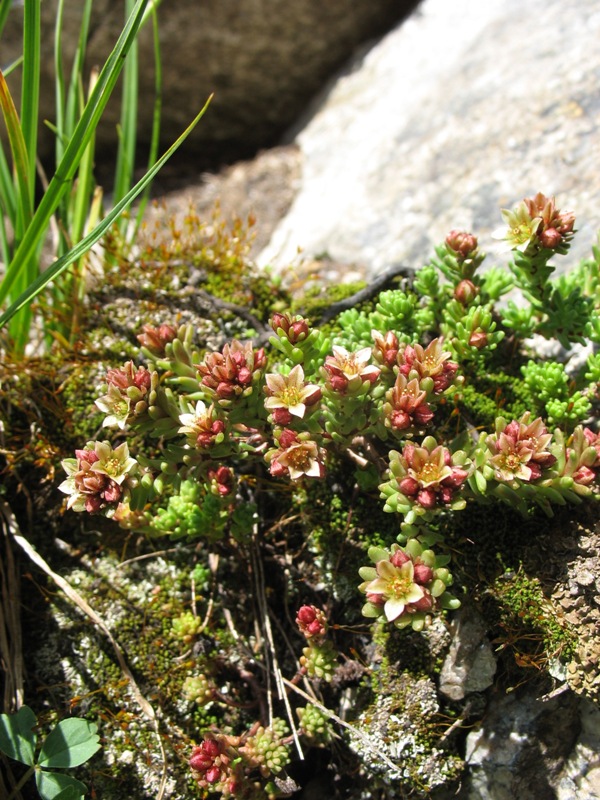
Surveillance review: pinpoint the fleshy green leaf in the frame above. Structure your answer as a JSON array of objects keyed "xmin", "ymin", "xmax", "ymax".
[
  {"xmin": 38, "ymin": 718, "xmax": 101, "ymax": 768},
  {"xmin": 35, "ymin": 769, "xmax": 87, "ymax": 800},
  {"xmin": 0, "ymin": 705, "xmax": 37, "ymax": 765}
]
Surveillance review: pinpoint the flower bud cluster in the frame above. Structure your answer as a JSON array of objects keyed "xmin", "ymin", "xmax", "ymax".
[
  {"xmin": 59, "ymin": 441, "xmax": 139, "ymax": 515},
  {"xmin": 380, "ymin": 437, "xmax": 470, "ymax": 524},
  {"xmin": 183, "ymin": 674, "xmax": 215, "ymax": 706},
  {"xmin": 197, "ymin": 339, "xmax": 266, "ymax": 403},
  {"xmin": 95, "ymin": 361, "xmax": 153, "ymax": 430},
  {"xmin": 358, "ymin": 540, "xmax": 459, "ymax": 632},
  {"xmin": 297, "ymin": 703, "xmax": 332, "ymax": 746},
  {"xmin": 189, "ymin": 722, "xmax": 291, "ymax": 797},
  {"xmin": 296, "ymin": 604, "xmax": 328, "ymax": 644},
  {"xmin": 171, "ymin": 610, "xmax": 201, "ymax": 642},
  {"xmin": 494, "ymin": 192, "xmax": 575, "ymax": 255},
  {"xmin": 296, "ymin": 605, "xmax": 337, "ymax": 682},
  {"xmin": 189, "ymin": 737, "xmax": 241, "ymax": 795},
  {"xmin": 137, "ymin": 323, "xmax": 177, "ymax": 354},
  {"xmin": 486, "ymin": 413, "xmax": 556, "ymax": 483},
  {"xmin": 239, "ymin": 719, "xmax": 290, "ymax": 778}
]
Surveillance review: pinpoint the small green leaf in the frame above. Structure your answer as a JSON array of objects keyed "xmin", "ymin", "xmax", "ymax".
[
  {"xmin": 35, "ymin": 769, "xmax": 87, "ymax": 800},
  {"xmin": 0, "ymin": 705, "xmax": 37, "ymax": 765},
  {"xmin": 38, "ymin": 718, "xmax": 101, "ymax": 769}
]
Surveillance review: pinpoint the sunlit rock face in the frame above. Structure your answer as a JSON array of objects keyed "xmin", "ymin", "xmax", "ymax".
[
  {"xmin": 259, "ymin": 0, "xmax": 600, "ymax": 277},
  {"xmin": 1, "ymin": 0, "xmax": 417, "ymax": 168}
]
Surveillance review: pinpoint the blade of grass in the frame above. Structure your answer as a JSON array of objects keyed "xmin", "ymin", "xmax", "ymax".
[
  {"xmin": 0, "ymin": 94, "xmax": 213, "ymax": 328},
  {"xmin": 113, "ymin": 0, "xmax": 138, "ymax": 209},
  {"xmin": 134, "ymin": 2, "xmax": 162, "ymax": 234},
  {"xmin": 0, "ymin": 0, "xmax": 13, "ymax": 43},
  {"xmin": 0, "ymin": 72, "xmax": 32, "ymax": 236},
  {"xmin": 0, "ymin": 69, "xmax": 34, "ymax": 349},
  {"xmin": 20, "ymin": 0, "xmax": 40, "ymax": 203},
  {"xmin": 0, "ymin": 0, "xmax": 151, "ymax": 310}
]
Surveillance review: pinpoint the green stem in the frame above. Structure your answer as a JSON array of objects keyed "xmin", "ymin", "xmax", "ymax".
[{"xmin": 7, "ymin": 764, "xmax": 35, "ymax": 800}]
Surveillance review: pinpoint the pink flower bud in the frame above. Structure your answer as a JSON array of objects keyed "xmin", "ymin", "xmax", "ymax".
[
  {"xmin": 413, "ymin": 404, "xmax": 434, "ymax": 425},
  {"xmin": 409, "ymin": 591, "xmax": 434, "ymax": 612},
  {"xmin": 391, "ymin": 410, "xmax": 411, "ymax": 430},
  {"xmin": 76, "ymin": 449, "xmax": 98, "ymax": 464},
  {"xmin": 413, "ymin": 563, "xmax": 434, "ymax": 584},
  {"xmin": 417, "ymin": 488, "xmax": 437, "ymax": 508},
  {"xmin": 279, "ymin": 429, "xmax": 298, "ymax": 449},
  {"xmin": 454, "ymin": 279, "xmax": 478, "ymax": 305},
  {"xmin": 399, "ymin": 476, "xmax": 419, "ymax": 496},
  {"xmin": 236, "ymin": 367, "xmax": 252, "ymax": 385},
  {"xmin": 366, "ymin": 592, "xmax": 385, "ymax": 605},
  {"xmin": 329, "ymin": 374, "xmax": 348, "ymax": 393},
  {"xmin": 439, "ymin": 486, "xmax": 454, "ymax": 504},
  {"xmin": 573, "ymin": 465, "xmax": 596, "ymax": 485},
  {"xmin": 289, "ymin": 319, "xmax": 310, "ymax": 343},
  {"xmin": 469, "ymin": 330, "xmax": 488, "ymax": 349},
  {"xmin": 103, "ymin": 482, "xmax": 122, "ymax": 504},
  {"xmin": 272, "ymin": 407, "xmax": 293, "ymax": 425},
  {"xmin": 539, "ymin": 227, "xmax": 562, "ymax": 249},
  {"xmin": 445, "ymin": 230, "xmax": 478, "ymax": 258},
  {"xmin": 390, "ymin": 549, "xmax": 410, "ymax": 567},
  {"xmin": 216, "ymin": 381, "xmax": 236, "ymax": 398},
  {"xmin": 269, "ymin": 458, "xmax": 287, "ymax": 478}
]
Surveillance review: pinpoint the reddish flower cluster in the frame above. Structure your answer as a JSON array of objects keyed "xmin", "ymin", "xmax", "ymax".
[
  {"xmin": 296, "ymin": 605, "xmax": 328, "ymax": 643},
  {"xmin": 445, "ymin": 230, "xmax": 478, "ymax": 260},
  {"xmin": 136, "ymin": 323, "xmax": 177, "ymax": 354},
  {"xmin": 208, "ymin": 465, "xmax": 234, "ymax": 496},
  {"xmin": 270, "ymin": 312, "xmax": 310, "ymax": 344},
  {"xmin": 189, "ymin": 738, "xmax": 239, "ymax": 792},
  {"xmin": 267, "ymin": 429, "xmax": 325, "ymax": 480},
  {"xmin": 197, "ymin": 340, "xmax": 266, "ymax": 400},
  {"xmin": 571, "ymin": 427, "xmax": 600, "ymax": 485},
  {"xmin": 323, "ymin": 346, "xmax": 380, "ymax": 394},
  {"xmin": 67, "ymin": 450, "xmax": 123, "ymax": 513},
  {"xmin": 396, "ymin": 442, "xmax": 469, "ymax": 509},
  {"xmin": 397, "ymin": 338, "xmax": 458, "ymax": 394},
  {"xmin": 523, "ymin": 192, "xmax": 575, "ymax": 250},
  {"xmin": 386, "ymin": 374, "xmax": 434, "ymax": 431},
  {"xmin": 105, "ymin": 361, "xmax": 152, "ymax": 393},
  {"xmin": 489, "ymin": 415, "xmax": 556, "ymax": 482}
]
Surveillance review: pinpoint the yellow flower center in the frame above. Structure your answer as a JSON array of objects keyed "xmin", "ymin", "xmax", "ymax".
[
  {"xmin": 416, "ymin": 462, "xmax": 440, "ymax": 483},
  {"xmin": 389, "ymin": 572, "xmax": 413, "ymax": 599}
]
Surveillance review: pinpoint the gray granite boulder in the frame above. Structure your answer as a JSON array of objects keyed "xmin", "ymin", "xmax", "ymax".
[
  {"xmin": 0, "ymin": 0, "xmax": 417, "ymax": 167},
  {"xmin": 259, "ymin": 0, "xmax": 600, "ymax": 277}
]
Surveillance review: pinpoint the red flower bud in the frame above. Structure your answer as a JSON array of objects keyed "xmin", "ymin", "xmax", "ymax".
[
  {"xmin": 468, "ymin": 330, "xmax": 488, "ymax": 349},
  {"xmin": 417, "ymin": 488, "xmax": 437, "ymax": 508},
  {"xmin": 399, "ymin": 476, "xmax": 419, "ymax": 496},
  {"xmin": 454, "ymin": 279, "xmax": 478, "ymax": 305},
  {"xmin": 445, "ymin": 230, "xmax": 478, "ymax": 258},
  {"xmin": 390, "ymin": 549, "xmax": 410, "ymax": 567},
  {"xmin": 271, "ymin": 407, "xmax": 293, "ymax": 425},
  {"xmin": 539, "ymin": 227, "xmax": 563, "ymax": 249},
  {"xmin": 413, "ymin": 563, "xmax": 434, "ymax": 584}
]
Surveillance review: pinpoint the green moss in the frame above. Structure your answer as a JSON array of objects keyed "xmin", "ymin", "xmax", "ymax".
[{"xmin": 488, "ymin": 565, "xmax": 577, "ymax": 667}]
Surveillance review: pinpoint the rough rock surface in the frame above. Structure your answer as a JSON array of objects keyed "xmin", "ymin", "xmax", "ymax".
[
  {"xmin": 438, "ymin": 603, "xmax": 497, "ymax": 701},
  {"xmin": 1, "ymin": 0, "xmax": 417, "ymax": 168},
  {"xmin": 249, "ymin": 0, "xmax": 600, "ymax": 278}
]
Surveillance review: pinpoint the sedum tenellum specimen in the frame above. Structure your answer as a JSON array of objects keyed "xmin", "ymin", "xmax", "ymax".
[{"xmin": 60, "ymin": 194, "xmax": 600, "ymax": 788}]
